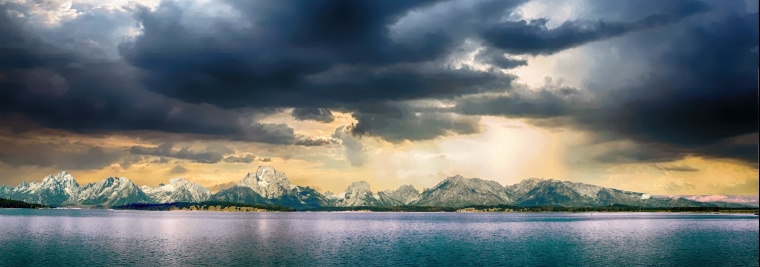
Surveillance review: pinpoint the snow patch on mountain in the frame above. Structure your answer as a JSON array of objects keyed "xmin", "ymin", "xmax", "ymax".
[
  {"xmin": 380, "ymin": 184, "xmax": 420, "ymax": 205},
  {"xmin": 75, "ymin": 176, "xmax": 150, "ymax": 206},
  {"xmin": 239, "ymin": 166, "xmax": 291, "ymax": 199},
  {"xmin": 335, "ymin": 181, "xmax": 397, "ymax": 207},
  {"xmin": 416, "ymin": 175, "xmax": 512, "ymax": 207},
  {"xmin": 141, "ymin": 178, "xmax": 211, "ymax": 203}
]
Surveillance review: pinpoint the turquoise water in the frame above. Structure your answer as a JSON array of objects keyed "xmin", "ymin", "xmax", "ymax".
[{"xmin": 0, "ymin": 210, "xmax": 757, "ymax": 266}]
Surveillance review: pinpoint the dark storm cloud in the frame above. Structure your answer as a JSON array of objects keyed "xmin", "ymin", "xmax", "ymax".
[
  {"xmin": 0, "ymin": 3, "xmax": 298, "ymax": 145},
  {"xmin": 111, "ymin": 0, "xmax": 518, "ymax": 145},
  {"xmin": 223, "ymin": 154, "xmax": 255, "ymax": 164},
  {"xmin": 599, "ymin": 11, "xmax": 759, "ymax": 164},
  {"xmin": 129, "ymin": 143, "xmax": 230, "ymax": 164},
  {"xmin": 352, "ymin": 110, "xmax": 480, "ymax": 142},
  {"xmin": 481, "ymin": 0, "xmax": 710, "ymax": 55},
  {"xmin": 0, "ymin": 59, "xmax": 299, "ymax": 144},
  {"xmin": 292, "ymin": 108, "xmax": 335, "ymax": 123},
  {"xmin": 457, "ymin": 83, "xmax": 587, "ymax": 119},
  {"xmin": 114, "ymin": 0, "xmax": 704, "ymax": 142},
  {"xmin": 118, "ymin": 0, "xmax": 460, "ymax": 108},
  {"xmin": 112, "ymin": 0, "xmax": 522, "ymax": 141},
  {"xmin": 593, "ymin": 144, "xmax": 686, "ymax": 164},
  {"xmin": 457, "ymin": 4, "xmax": 759, "ymax": 165},
  {"xmin": 474, "ymin": 47, "xmax": 527, "ymax": 69}
]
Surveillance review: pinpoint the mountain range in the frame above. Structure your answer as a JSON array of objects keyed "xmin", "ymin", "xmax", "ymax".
[{"xmin": 0, "ymin": 166, "xmax": 751, "ymax": 208}]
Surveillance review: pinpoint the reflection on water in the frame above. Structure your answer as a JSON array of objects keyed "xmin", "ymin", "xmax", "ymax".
[{"xmin": 0, "ymin": 210, "xmax": 757, "ymax": 266}]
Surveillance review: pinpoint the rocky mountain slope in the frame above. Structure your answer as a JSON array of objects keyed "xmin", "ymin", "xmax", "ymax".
[
  {"xmin": 416, "ymin": 175, "xmax": 513, "ymax": 207},
  {"xmin": 141, "ymin": 178, "xmax": 212, "ymax": 203},
  {"xmin": 335, "ymin": 181, "xmax": 390, "ymax": 207},
  {"xmin": 76, "ymin": 177, "xmax": 150, "ymax": 206},
  {"xmin": 0, "ymin": 171, "xmax": 151, "ymax": 207}
]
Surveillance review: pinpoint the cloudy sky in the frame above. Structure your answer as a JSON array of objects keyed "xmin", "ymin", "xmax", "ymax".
[{"xmin": 0, "ymin": 0, "xmax": 757, "ymax": 196}]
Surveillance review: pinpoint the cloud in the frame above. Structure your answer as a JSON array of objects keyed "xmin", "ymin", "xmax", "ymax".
[
  {"xmin": 292, "ymin": 108, "xmax": 335, "ymax": 123},
  {"xmin": 118, "ymin": 155, "xmax": 143, "ymax": 169},
  {"xmin": 481, "ymin": 0, "xmax": 709, "ymax": 55},
  {"xmin": 591, "ymin": 10, "xmax": 758, "ymax": 165},
  {"xmin": 456, "ymin": 81, "xmax": 589, "ymax": 119},
  {"xmin": 333, "ymin": 125, "xmax": 365, "ymax": 166},
  {"xmin": 0, "ymin": 0, "xmax": 755, "ymax": 164},
  {"xmin": 474, "ymin": 47, "xmax": 527, "ymax": 69},
  {"xmin": 1, "ymin": 0, "xmax": 702, "ymax": 145},
  {"xmin": 129, "ymin": 143, "xmax": 228, "ymax": 164},
  {"xmin": 149, "ymin": 157, "xmax": 171, "ymax": 164},
  {"xmin": 259, "ymin": 157, "xmax": 272, "ymax": 162},
  {"xmin": 0, "ymin": 2, "xmax": 298, "ymax": 144},
  {"xmin": 454, "ymin": 5, "xmax": 759, "ymax": 165},
  {"xmin": 593, "ymin": 143, "xmax": 685, "ymax": 164},
  {"xmin": 223, "ymin": 154, "xmax": 255, "ymax": 164},
  {"xmin": 0, "ymin": 140, "xmax": 120, "ymax": 170},
  {"xmin": 352, "ymin": 110, "xmax": 481, "ymax": 142},
  {"xmin": 295, "ymin": 137, "xmax": 336, "ymax": 147},
  {"xmin": 168, "ymin": 165, "xmax": 189, "ymax": 174},
  {"xmin": 654, "ymin": 164, "xmax": 699, "ymax": 172},
  {"xmin": 117, "ymin": 0, "xmax": 472, "ymax": 108}
]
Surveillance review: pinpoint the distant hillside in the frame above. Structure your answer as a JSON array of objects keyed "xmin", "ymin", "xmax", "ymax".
[{"xmin": 0, "ymin": 198, "xmax": 49, "ymax": 209}]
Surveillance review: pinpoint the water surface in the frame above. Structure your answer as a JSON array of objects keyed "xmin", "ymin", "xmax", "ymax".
[{"xmin": 1, "ymin": 210, "xmax": 757, "ymax": 266}]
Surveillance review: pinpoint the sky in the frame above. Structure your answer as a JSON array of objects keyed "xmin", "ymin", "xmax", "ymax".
[{"xmin": 0, "ymin": 0, "xmax": 757, "ymax": 196}]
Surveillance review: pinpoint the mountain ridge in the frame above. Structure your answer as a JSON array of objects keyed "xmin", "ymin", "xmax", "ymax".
[{"xmin": 0, "ymin": 167, "xmax": 753, "ymax": 208}]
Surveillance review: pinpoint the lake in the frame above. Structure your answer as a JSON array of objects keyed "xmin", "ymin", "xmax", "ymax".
[{"xmin": 0, "ymin": 210, "xmax": 757, "ymax": 266}]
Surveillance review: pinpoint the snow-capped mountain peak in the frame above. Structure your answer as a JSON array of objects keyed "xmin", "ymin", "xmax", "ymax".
[
  {"xmin": 238, "ymin": 166, "xmax": 292, "ymax": 199},
  {"xmin": 381, "ymin": 184, "xmax": 420, "ymax": 205},
  {"xmin": 337, "ymin": 181, "xmax": 373, "ymax": 207},
  {"xmin": 76, "ymin": 176, "xmax": 149, "ymax": 206},
  {"xmin": 40, "ymin": 171, "xmax": 81, "ymax": 194},
  {"xmin": 141, "ymin": 178, "xmax": 211, "ymax": 203}
]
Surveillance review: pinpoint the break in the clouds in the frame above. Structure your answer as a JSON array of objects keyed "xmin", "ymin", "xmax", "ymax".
[{"xmin": 0, "ymin": 0, "xmax": 756, "ymax": 194}]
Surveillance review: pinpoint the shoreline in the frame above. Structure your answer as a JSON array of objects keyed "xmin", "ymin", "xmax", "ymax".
[{"xmin": 5, "ymin": 207, "xmax": 758, "ymax": 214}]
